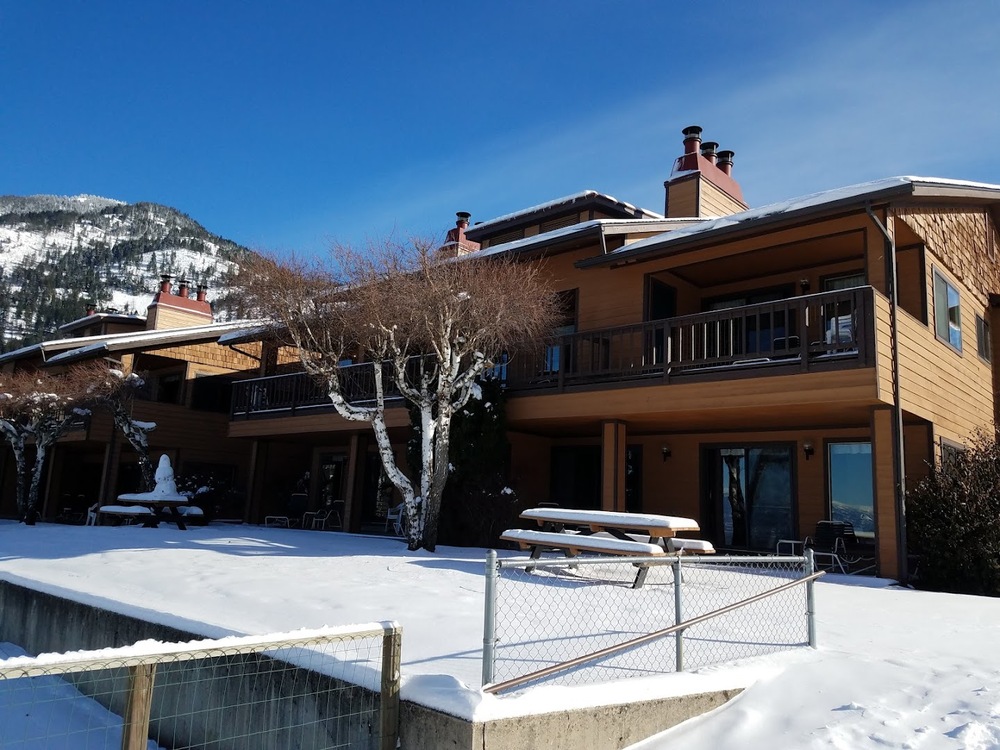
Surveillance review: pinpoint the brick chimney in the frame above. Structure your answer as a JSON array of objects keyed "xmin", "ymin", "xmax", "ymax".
[
  {"xmin": 146, "ymin": 275, "xmax": 213, "ymax": 329},
  {"xmin": 664, "ymin": 125, "xmax": 747, "ymax": 218},
  {"xmin": 439, "ymin": 212, "xmax": 482, "ymax": 258}
]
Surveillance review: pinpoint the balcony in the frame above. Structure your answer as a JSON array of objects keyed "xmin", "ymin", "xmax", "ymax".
[
  {"xmin": 231, "ymin": 360, "xmax": 405, "ymax": 419},
  {"xmin": 231, "ymin": 287, "xmax": 876, "ymax": 419},
  {"xmin": 504, "ymin": 286, "xmax": 875, "ymax": 390}
]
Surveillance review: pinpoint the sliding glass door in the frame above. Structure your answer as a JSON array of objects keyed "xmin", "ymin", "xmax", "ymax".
[{"xmin": 703, "ymin": 444, "xmax": 795, "ymax": 551}]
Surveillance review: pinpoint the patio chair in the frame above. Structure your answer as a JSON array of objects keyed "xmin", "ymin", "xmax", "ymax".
[
  {"xmin": 308, "ymin": 502, "xmax": 343, "ymax": 530},
  {"xmin": 804, "ymin": 520, "xmax": 870, "ymax": 573},
  {"xmin": 385, "ymin": 504, "xmax": 405, "ymax": 536}
]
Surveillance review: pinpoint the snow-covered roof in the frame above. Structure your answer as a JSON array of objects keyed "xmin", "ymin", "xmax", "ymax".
[
  {"xmin": 57, "ymin": 312, "xmax": 146, "ymax": 333},
  {"xmin": 0, "ymin": 320, "xmax": 265, "ymax": 367},
  {"xmin": 473, "ymin": 217, "xmax": 702, "ymax": 259},
  {"xmin": 465, "ymin": 190, "xmax": 663, "ymax": 237},
  {"xmin": 582, "ymin": 176, "xmax": 1000, "ymax": 267}
]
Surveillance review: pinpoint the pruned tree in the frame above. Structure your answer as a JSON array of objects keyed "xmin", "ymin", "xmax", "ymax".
[
  {"xmin": 238, "ymin": 240, "xmax": 558, "ymax": 550},
  {"xmin": 0, "ymin": 363, "xmax": 126, "ymax": 524}
]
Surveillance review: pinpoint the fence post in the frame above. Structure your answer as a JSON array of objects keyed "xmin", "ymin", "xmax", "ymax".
[
  {"xmin": 483, "ymin": 550, "xmax": 498, "ymax": 685},
  {"xmin": 805, "ymin": 549, "xmax": 817, "ymax": 648},
  {"xmin": 380, "ymin": 623, "xmax": 402, "ymax": 750},
  {"xmin": 673, "ymin": 556, "xmax": 684, "ymax": 672},
  {"xmin": 121, "ymin": 663, "xmax": 156, "ymax": 750}
]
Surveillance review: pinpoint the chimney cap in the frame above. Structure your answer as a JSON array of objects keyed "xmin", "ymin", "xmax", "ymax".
[
  {"xmin": 682, "ymin": 125, "xmax": 703, "ymax": 139},
  {"xmin": 700, "ymin": 141, "xmax": 719, "ymax": 155},
  {"xmin": 456, "ymin": 211, "xmax": 471, "ymax": 224}
]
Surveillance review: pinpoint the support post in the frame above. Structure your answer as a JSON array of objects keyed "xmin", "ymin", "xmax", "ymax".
[
  {"xmin": 380, "ymin": 623, "xmax": 402, "ymax": 750},
  {"xmin": 121, "ymin": 663, "xmax": 156, "ymax": 750},
  {"xmin": 483, "ymin": 550, "xmax": 498, "ymax": 685},
  {"xmin": 805, "ymin": 549, "xmax": 817, "ymax": 648},
  {"xmin": 673, "ymin": 556, "xmax": 684, "ymax": 672}
]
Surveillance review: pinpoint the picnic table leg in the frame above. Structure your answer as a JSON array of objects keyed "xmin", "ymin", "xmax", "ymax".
[
  {"xmin": 525, "ymin": 544, "xmax": 544, "ymax": 573},
  {"xmin": 168, "ymin": 506, "xmax": 187, "ymax": 531},
  {"xmin": 632, "ymin": 564, "xmax": 650, "ymax": 589}
]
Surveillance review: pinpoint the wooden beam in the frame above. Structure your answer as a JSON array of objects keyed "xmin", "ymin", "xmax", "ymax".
[
  {"xmin": 601, "ymin": 420, "xmax": 627, "ymax": 511},
  {"xmin": 870, "ymin": 406, "xmax": 899, "ymax": 579}
]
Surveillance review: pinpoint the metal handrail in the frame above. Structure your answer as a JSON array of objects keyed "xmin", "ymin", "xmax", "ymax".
[{"xmin": 483, "ymin": 565, "xmax": 825, "ymax": 695}]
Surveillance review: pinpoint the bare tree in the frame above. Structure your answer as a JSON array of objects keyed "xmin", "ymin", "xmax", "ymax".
[
  {"xmin": 0, "ymin": 364, "xmax": 125, "ymax": 525},
  {"xmin": 86, "ymin": 369, "xmax": 157, "ymax": 491},
  {"xmin": 238, "ymin": 240, "xmax": 557, "ymax": 550}
]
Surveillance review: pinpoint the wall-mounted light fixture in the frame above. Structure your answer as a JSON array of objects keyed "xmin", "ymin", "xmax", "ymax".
[
  {"xmin": 799, "ymin": 278, "xmax": 811, "ymax": 293},
  {"xmin": 802, "ymin": 440, "xmax": 815, "ymax": 460},
  {"xmin": 661, "ymin": 444, "xmax": 672, "ymax": 461}
]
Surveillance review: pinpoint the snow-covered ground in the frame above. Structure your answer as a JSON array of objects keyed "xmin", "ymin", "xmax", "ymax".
[{"xmin": 0, "ymin": 521, "xmax": 998, "ymax": 749}]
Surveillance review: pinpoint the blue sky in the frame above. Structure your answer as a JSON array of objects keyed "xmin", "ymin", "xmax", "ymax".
[{"xmin": 3, "ymin": 2, "xmax": 999, "ymax": 255}]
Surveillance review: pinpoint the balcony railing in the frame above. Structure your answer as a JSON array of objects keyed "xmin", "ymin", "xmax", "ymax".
[
  {"xmin": 230, "ymin": 360, "xmax": 411, "ymax": 419},
  {"xmin": 231, "ymin": 287, "xmax": 876, "ymax": 418},
  {"xmin": 503, "ymin": 286, "xmax": 875, "ymax": 390}
]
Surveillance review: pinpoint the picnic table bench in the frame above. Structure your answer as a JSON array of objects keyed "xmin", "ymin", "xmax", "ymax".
[
  {"xmin": 502, "ymin": 508, "xmax": 713, "ymax": 588},
  {"xmin": 94, "ymin": 504, "xmax": 157, "ymax": 526}
]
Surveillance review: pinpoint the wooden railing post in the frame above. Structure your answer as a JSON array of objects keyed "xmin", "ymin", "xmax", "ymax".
[
  {"xmin": 121, "ymin": 663, "xmax": 156, "ymax": 750},
  {"xmin": 380, "ymin": 624, "xmax": 402, "ymax": 750}
]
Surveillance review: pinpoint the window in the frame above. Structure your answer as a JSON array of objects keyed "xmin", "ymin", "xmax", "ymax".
[
  {"xmin": 828, "ymin": 441, "xmax": 874, "ymax": 539},
  {"xmin": 940, "ymin": 438, "xmax": 965, "ymax": 468},
  {"xmin": 156, "ymin": 372, "xmax": 184, "ymax": 404},
  {"xmin": 544, "ymin": 290, "xmax": 578, "ymax": 373},
  {"xmin": 933, "ymin": 270, "xmax": 962, "ymax": 351},
  {"xmin": 976, "ymin": 314, "xmax": 991, "ymax": 362},
  {"xmin": 822, "ymin": 271, "xmax": 866, "ymax": 291}
]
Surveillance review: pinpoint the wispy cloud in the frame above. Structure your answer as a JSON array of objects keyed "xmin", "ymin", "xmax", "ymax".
[{"xmin": 286, "ymin": 2, "xmax": 1000, "ymax": 252}]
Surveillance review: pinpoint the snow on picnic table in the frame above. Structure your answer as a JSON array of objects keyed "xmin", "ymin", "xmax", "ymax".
[{"xmin": 0, "ymin": 521, "xmax": 999, "ymax": 748}]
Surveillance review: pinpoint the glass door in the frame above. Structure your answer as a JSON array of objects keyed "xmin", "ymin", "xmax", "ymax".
[{"xmin": 703, "ymin": 444, "xmax": 795, "ymax": 550}]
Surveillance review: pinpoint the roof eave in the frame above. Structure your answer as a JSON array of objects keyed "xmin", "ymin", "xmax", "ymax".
[
  {"xmin": 578, "ymin": 182, "xmax": 919, "ymax": 269},
  {"xmin": 466, "ymin": 194, "xmax": 657, "ymax": 241}
]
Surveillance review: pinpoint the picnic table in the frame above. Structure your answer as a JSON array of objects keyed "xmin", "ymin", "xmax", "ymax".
[
  {"xmin": 519, "ymin": 507, "xmax": 701, "ymax": 545},
  {"xmin": 501, "ymin": 507, "xmax": 712, "ymax": 588},
  {"xmin": 114, "ymin": 493, "xmax": 189, "ymax": 530}
]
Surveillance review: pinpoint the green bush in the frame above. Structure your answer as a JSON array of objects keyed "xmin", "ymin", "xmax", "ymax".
[{"xmin": 906, "ymin": 432, "xmax": 1000, "ymax": 596}]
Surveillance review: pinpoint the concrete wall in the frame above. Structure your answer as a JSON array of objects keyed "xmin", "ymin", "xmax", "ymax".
[
  {"xmin": 400, "ymin": 689, "xmax": 741, "ymax": 750},
  {"xmin": 1, "ymin": 580, "xmax": 741, "ymax": 750}
]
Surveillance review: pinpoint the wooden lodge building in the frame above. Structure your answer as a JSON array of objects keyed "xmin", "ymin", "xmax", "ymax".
[{"xmin": 7, "ymin": 126, "xmax": 1000, "ymax": 579}]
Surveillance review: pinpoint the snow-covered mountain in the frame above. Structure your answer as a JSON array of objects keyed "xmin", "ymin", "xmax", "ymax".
[{"xmin": 0, "ymin": 194, "xmax": 251, "ymax": 350}]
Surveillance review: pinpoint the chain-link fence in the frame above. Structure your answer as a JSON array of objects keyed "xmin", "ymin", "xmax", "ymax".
[
  {"xmin": 0, "ymin": 622, "xmax": 401, "ymax": 750},
  {"xmin": 483, "ymin": 553, "xmax": 820, "ymax": 693}
]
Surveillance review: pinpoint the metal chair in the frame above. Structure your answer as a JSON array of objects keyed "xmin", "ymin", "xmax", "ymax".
[
  {"xmin": 804, "ymin": 520, "xmax": 872, "ymax": 573},
  {"xmin": 309, "ymin": 502, "xmax": 344, "ymax": 530},
  {"xmin": 385, "ymin": 504, "xmax": 405, "ymax": 536}
]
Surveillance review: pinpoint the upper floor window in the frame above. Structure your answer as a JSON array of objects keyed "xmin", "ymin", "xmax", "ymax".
[
  {"xmin": 933, "ymin": 270, "xmax": 962, "ymax": 351},
  {"xmin": 976, "ymin": 314, "xmax": 991, "ymax": 362},
  {"xmin": 822, "ymin": 271, "xmax": 866, "ymax": 291}
]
